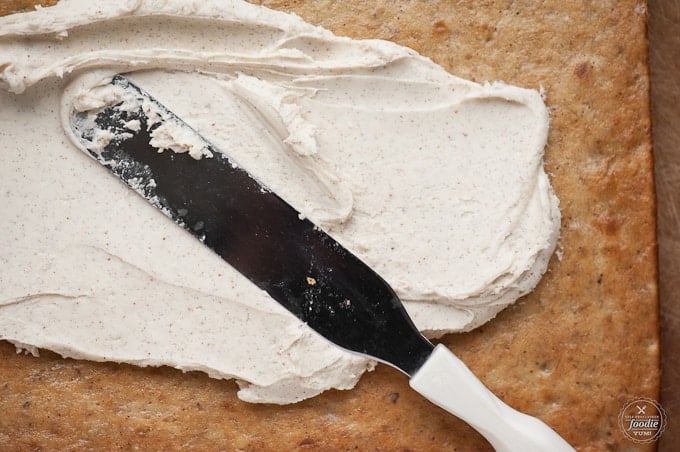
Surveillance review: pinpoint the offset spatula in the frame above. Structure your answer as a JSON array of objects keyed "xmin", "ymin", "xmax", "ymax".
[{"xmin": 69, "ymin": 75, "xmax": 573, "ymax": 451}]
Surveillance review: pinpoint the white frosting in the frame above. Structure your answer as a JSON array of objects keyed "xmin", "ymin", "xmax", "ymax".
[{"xmin": 0, "ymin": 0, "xmax": 560, "ymax": 403}]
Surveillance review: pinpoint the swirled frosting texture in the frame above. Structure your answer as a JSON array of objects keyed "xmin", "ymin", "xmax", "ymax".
[{"xmin": 0, "ymin": 0, "xmax": 559, "ymax": 403}]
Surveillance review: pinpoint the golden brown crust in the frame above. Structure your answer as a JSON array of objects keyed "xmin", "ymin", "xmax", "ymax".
[
  {"xmin": 0, "ymin": 0, "xmax": 56, "ymax": 16},
  {"xmin": 0, "ymin": 1, "xmax": 659, "ymax": 450}
]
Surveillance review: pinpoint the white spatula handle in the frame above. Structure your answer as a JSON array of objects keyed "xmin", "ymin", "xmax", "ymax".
[{"xmin": 409, "ymin": 344, "xmax": 574, "ymax": 452}]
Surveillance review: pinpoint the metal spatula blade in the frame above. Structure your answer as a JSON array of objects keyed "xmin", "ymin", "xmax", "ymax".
[{"xmin": 68, "ymin": 75, "xmax": 573, "ymax": 451}]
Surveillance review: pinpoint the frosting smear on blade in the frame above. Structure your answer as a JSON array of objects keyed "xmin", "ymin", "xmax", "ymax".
[{"xmin": 0, "ymin": 0, "xmax": 560, "ymax": 403}]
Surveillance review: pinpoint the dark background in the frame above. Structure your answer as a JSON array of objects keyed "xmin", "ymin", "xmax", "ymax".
[{"xmin": 649, "ymin": 0, "xmax": 680, "ymax": 449}]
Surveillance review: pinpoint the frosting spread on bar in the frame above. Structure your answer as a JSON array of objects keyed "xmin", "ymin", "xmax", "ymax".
[{"xmin": 0, "ymin": 0, "xmax": 559, "ymax": 403}]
